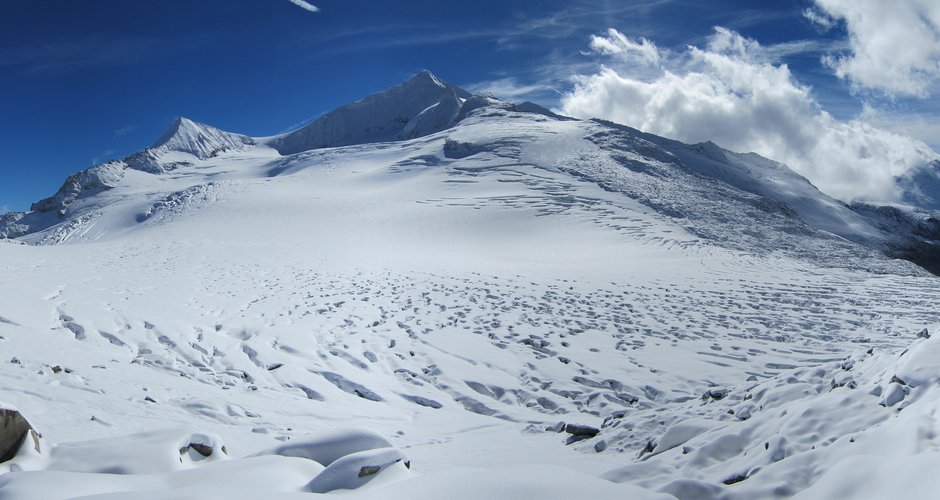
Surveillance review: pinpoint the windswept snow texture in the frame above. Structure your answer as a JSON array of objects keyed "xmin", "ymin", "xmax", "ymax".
[{"xmin": 1, "ymin": 73, "xmax": 940, "ymax": 499}]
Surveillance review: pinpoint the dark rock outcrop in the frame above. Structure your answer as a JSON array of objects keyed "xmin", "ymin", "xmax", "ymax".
[{"xmin": 1, "ymin": 407, "xmax": 40, "ymax": 463}]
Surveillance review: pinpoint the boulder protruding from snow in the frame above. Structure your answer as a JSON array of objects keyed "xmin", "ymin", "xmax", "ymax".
[
  {"xmin": 565, "ymin": 423, "xmax": 600, "ymax": 437},
  {"xmin": 304, "ymin": 447, "xmax": 410, "ymax": 493},
  {"xmin": 0, "ymin": 406, "xmax": 40, "ymax": 463}
]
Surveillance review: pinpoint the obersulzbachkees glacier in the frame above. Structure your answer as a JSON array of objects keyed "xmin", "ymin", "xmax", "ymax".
[{"xmin": 1, "ymin": 71, "xmax": 940, "ymax": 499}]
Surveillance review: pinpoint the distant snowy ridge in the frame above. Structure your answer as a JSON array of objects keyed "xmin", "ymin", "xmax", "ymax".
[{"xmin": 2, "ymin": 71, "xmax": 940, "ymax": 273}]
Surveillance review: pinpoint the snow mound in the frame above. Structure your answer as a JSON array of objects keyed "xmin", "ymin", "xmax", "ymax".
[
  {"xmin": 0, "ymin": 427, "xmax": 417, "ymax": 498},
  {"xmin": 37, "ymin": 429, "xmax": 226, "ymax": 475},
  {"xmin": 304, "ymin": 446, "xmax": 410, "ymax": 493},
  {"xmin": 254, "ymin": 428, "xmax": 394, "ymax": 466}
]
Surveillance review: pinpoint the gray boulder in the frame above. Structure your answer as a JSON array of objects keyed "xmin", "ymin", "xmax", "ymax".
[{"xmin": 1, "ymin": 406, "xmax": 40, "ymax": 463}]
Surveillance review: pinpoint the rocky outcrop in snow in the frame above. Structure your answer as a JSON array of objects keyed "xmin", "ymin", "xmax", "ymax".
[
  {"xmin": 0, "ymin": 405, "xmax": 39, "ymax": 464},
  {"xmin": 0, "ymin": 212, "xmax": 27, "ymax": 239},
  {"xmin": 31, "ymin": 161, "xmax": 128, "ymax": 216}
]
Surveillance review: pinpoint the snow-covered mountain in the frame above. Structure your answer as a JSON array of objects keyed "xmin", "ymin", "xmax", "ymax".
[
  {"xmin": 1, "ymin": 72, "xmax": 939, "ymax": 499},
  {"xmin": 3, "ymin": 71, "xmax": 936, "ymax": 273},
  {"xmin": 268, "ymin": 71, "xmax": 471, "ymax": 155},
  {"xmin": 147, "ymin": 117, "xmax": 255, "ymax": 164}
]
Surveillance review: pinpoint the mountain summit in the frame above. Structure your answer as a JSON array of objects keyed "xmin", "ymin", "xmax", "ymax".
[
  {"xmin": 268, "ymin": 71, "xmax": 471, "ymax": 154},
  {"xmin": 152, "ymin": 117, "xmax": 254, "ymax": 160}
]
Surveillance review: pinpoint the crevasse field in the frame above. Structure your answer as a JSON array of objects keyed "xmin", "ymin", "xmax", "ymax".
[{"xmin": 1, "ymin": 74, "xmax": 939, "ymax": 499}]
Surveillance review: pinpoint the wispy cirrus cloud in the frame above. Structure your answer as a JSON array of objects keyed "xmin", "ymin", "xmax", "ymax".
[
  {"xmin": 91, "ymin": 150, "xmax": 117, "ymax": 166},
  {"xmin": 287, "ymin": 0, "xmax": 319, "ymax": 13},
  {"xmin": 113, "ymin": 125, "xmax": 137, "ymax": 138},
  {"xmin": 465, "ymin": 77, "xmax": 559, "ymax": 102},
  {"xmin": 0, "ymin": 37, "xmax": 173, "ymax": 78}
]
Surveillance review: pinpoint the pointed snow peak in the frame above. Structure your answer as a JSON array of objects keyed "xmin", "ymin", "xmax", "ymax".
[
  {"xmin": 151, "ymin": 116, "xmax": 254, "ymax": 160},
  {"xmin": 270, "ymin": 71, "xmax": 470, "ymax": 155},
  {"xmin": 386, "ymin": 70, "xmax": 469, "ymax": 99},
  {"xmin": 153, "ymin": 116, "xmax": 210, "ymax": 148},
  {"xmin": 409, "ymin": 70, "xmax": 445, "ymax": 87}
]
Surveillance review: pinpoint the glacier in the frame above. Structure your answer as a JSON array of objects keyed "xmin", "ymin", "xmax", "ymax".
[{"xmin": 0, "ymin": 71, "xmax": 939, "ymax": 499}]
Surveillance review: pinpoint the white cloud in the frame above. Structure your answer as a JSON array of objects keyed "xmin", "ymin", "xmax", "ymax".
[
  {"xmin": 561, "ymin": 28, "xmax": 939, "ymax": 203},
  {"xmin": 588, "ymin": 28, "xmax": 662, "ymax": 67},
  {"xmin": 465, "ymin": 77, "xmax": 557, "ymax": 101},
  {"xmin": 802, "ymin": 7, "xmax": 835, "ymax": 30},
  {"xmin": 859, "ymin": 105, "xmax": 940, "ymax": 152},
  {"xmin": 287, "ymin": 0, "xmax": 319, "ymax": 13},
  {"xmin": 813, "ymin": 0, "xmax": 940, "ymax": 97},
  {"xmin": 113, "ymin": 125, "xmax": 136, "ymax": 138}
]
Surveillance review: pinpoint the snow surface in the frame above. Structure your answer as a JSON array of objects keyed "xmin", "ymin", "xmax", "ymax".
[{"xmin": 1, "ymin": 72, "xmax": 940, "ymax": 499}]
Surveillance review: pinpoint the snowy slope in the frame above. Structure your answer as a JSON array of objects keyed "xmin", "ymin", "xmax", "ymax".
[
  {"xmin": 611, "ymin": 125, "xmax": 885, "ymax": 245},
  {"xmin": 267, "ymin": 71, "xmax": 471, "ymax": 155},
  {"xmin": 1, "ymin": 72, "xmax": 939, "ymax": 499}
]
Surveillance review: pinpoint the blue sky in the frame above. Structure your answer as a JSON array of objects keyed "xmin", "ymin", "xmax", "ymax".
[{"xmin": 1, "ymin": 0, "xmax": 938, "ymax": 211}]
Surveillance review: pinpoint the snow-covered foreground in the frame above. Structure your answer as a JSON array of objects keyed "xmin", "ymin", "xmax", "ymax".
[{"xmin": 1, "ymin": 74, "xmax": 940, "ymax": 498}]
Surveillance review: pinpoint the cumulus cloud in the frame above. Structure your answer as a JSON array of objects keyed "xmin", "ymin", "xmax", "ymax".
[
  {"xmin": 812, "ymin": 0, "xmax": 940, "ymax": 97},
  {"xmin": 560, "ymin": 28, "xmax": 938, "ymax": 203},
  {"xmin": 859, "ymin": 105, "xmax": 940, "ymax": 152},
  {"xmin": 287, "ymin": 0, "xmax": 319, "ymax": 13}
]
